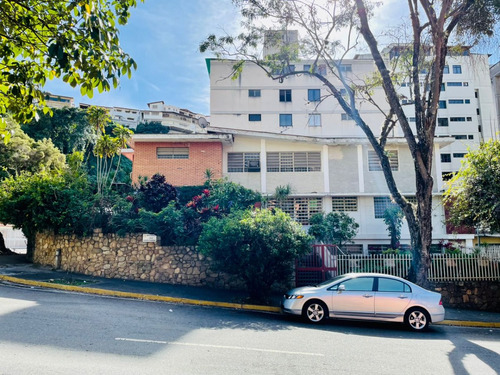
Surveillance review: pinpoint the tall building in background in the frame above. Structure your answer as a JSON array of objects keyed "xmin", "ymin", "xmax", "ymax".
[
  {"xmin": 206, "ymin": 45, "xmax": 498, "ymax": 253},
  {"xmin": 491, "ymin": 61, "xmax": 500, "ymax": 136}
]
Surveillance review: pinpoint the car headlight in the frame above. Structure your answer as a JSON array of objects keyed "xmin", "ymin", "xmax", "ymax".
[{"xmin": 285, "ymin": 294, "xmax": 304, "ymax": 299}]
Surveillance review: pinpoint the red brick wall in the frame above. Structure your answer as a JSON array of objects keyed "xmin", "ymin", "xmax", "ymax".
[{"xmin": 131, "ymin": 142, "xmax": 223, "ymax": 186}]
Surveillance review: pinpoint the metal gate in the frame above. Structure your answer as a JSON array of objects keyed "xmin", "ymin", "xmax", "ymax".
[{"xmin": 296, "ymin": 244, "xmax": 339, "ymax": 286}]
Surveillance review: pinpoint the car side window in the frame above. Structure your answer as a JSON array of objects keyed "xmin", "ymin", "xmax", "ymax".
[
  {"xmin": 340, "ymin": 277, "xmax": 375, "ymax": 291},
  {"xmin": 378, "ymin": 278, "xmax": 412, "ymax": 293}
]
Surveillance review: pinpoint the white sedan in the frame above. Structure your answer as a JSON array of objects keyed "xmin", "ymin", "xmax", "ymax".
[{"xmin": 282, "ymin": 273, "xmax": 445, "ymax": 331}]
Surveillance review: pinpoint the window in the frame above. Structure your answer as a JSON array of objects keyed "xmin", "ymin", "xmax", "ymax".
[
  {"xmin": 449, "ymin": 99, "xmax": 464, "ymax": 104},
  {"xmin": 443, "ymin": 65, "xmax": 449, "ymax": 74},
  {"xmin": 465, "ymin": 99, "xmax": 470, "ymax": 104},
  {"xmin": 316, "ymin": 64, "xmax": 327, "ymax": 76},
  {"xmin": 450, "ymin": 117, "xmax": 466, "ymax": 122},
  {"xmin": 279, "ymin": 114, "xmax": 293, "ymax": 127},
  {"xmin": 248, "ymin": 89, "xmax": 261, "ymax": 97},
  {"xmin": 227, "ymin": 152, "xmax": 260, "ymax": 172},
  {"xmin": 368, "ymin": 150, "xmax": 398, "ymax": 171},
  {"xmin": 409, "ymin": 117, "xmax": 416, "ymax": 122},
  {"xmin": 374, "ymin": 197, "xmax": 396, "ymax": 218},
  {"xmin": 341, "ymin": 113, "xmax": 352, "ymax": 121},
  {"xmin": 439, "ymin": 100, "xmax": 447, "ymax": 109},
  {"xmin": 267, "ymin": 152, "xmax": 321, "ymax": 172},
  {"xmin": 308, "ymin": 113, "xmax": 321, "ymax": 127},
  {"xmin": 279, "ymin": 89, "xmax": 292, "ymax": 102},
  {"xmin": 441, "ymin": 154, "xmax": 451, "ymax": 163},
  {"xmin": 420, "ymin": 68, "xmax": 428, "ymax": 74},
  {"xmin": 303, "ymin": 64, "xmax": 311, "ymax": 71},
  {"xmin": 378, "ymin": 278, "xmax": 411, "ymax": 293},
  {"xmin": 463, "ymin": 82, "xmax": 469, "ymax": 86},
  {"xmin": 339, "ymin": 64, "xmax": 352, "ymax": 72},
  {"xmin": 157, "ymin": 147, "xmax": 189, "ymax": 159},
  {"xmin": 454, "ymin": 135, "xmax": 467, "ymax": 140},
  {"xmin": 438, "ymin": 118, "xmax": 449, "ymax": 127},
  {"xmin": 275, "ymin": 197, "xmax": 323, "ymax": 225},
  {"xmin": 447, "ymin": 82, "xmax": 463, "ymax": 87},
  {"xmin": 468, "ymin": 135, "xmax": 474, "ymax": 140},
  {"xmin": 248, "ymin": 114, "xmax": 261, "ymax": 122},
  {"xmin": 332, "ymin": 197, "xmax": 358, "ymax": 212},
  {"xmin": 453, "ymin": 153, "xmax": 466, "ymax": 158},
  {"xmin": 440, "ymin": 83, "xmax": 445, "ymax": 91},
  {"xmin": 338, "ymin": 277, "xmax": 375, "ymax": 291},
  {"xmin": 452, "ymin": 65, "xmax": 462, "ymax": 74},
  {"xmin": 308, "ymin": 89, "xmax": 321, "ymax": 102},
  {"xmin": 282, "ymin": 65, "xmax": 295, "ymax": 74},
  {"xmin": 467, "ymin": 117, "xmax": 472, "ymax": 121}
]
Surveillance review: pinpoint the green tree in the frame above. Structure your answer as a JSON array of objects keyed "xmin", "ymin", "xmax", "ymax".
[
  {"xmin": 204, "ymin": 178, "xmax": 262, "ymax": 213},
  {"xmin": 383, "ymin": 205, "xmax": 405, "ymax": 250},
  {"xmin": 135, "ymin": 121, "xmax": 170, "ymax": 134},
  {"xmin": 444, "ymin": 140, "xmax": 500, "ymax": 233},
  {"xmin": 201, "ymin": 0, "xmax": 499, "ymax": 287},
  {"xmin": 0, "ymin": 0, "xmax": 141, "ymax": 142},
  {"xmin": 22, "ymin": 107, "xmax": 92, "ymax": 154},
  {"xmin": 198, "ymin": 208, "xmax": 312, "ymax": 301},
  {"xmin": 0, "ymin": 170, "xmax": 93, "ymax": 259},
  {"xmin": 308, "ymin": 212, "xmax": 359, "ymax": 249},
  {"xmin": 0, "ymin": 119, "xmax": 66, "ymax": 180},
  {"xmin": 137, "ymin": 174, "xmax": 178, "ymax": 213}
]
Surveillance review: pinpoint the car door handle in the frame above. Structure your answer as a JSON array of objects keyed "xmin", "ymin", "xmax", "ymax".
[
  {"xmin": 398, "ymin": 296, "xmax": 408, "ymax": 299},
  {"xmin": 363, "ymin": 294, "xmax": 373, "ymax": 298}
]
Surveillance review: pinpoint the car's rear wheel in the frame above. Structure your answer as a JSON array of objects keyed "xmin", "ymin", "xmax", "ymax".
[
  {"xmin": 405, "ymin": 307, "xmax": 430, "ymax": 331},
  {"xmin": 303, "ymin": 301, "xmax": 328, "ymax": 323}
]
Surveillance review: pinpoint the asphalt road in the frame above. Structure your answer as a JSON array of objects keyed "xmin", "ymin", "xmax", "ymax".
[{"xmin": 0, "ymin": 283, "xmax": 499, "ymax": 375}]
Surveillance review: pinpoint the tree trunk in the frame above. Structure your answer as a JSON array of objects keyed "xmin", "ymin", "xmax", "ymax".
[
  {"xmin": 22, "ymin": 228, "xmax": 35, "ymax": 261},
  {"xmin": 0, "ymin": 232, "xmax": 11, "ymax": 255}
]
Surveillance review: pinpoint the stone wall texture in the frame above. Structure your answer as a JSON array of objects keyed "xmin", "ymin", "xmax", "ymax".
[
  {"xmin": 34, "ymin": 231, "xmax": 243, "ymax": 290},
  {"xmin": 432, "ymin": 281, "xmax": 500, "ymax": 312}
]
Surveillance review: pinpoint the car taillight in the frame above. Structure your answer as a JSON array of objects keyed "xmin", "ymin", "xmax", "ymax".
[{"xmin": 439, "ymin": 298, "xmax": 443, "ymax": 305}]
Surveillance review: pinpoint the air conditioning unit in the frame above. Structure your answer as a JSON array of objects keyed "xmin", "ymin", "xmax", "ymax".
[{"xmin": 247, "ymin": 160, "xmax": 261, "ymax": 172}]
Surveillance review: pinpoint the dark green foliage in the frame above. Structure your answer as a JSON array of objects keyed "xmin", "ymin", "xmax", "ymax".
[
  {"xmin": 198, "ymin": 208, "xmax": 313, "ymax": 300},
  {"xmin": 0, "ymin": 0, "xmax": 140, "ymax": 135},
  {"xmin": 445, "ymin": 140, "xmax": 500, "ymax": 233},
  {"xmin": 0, "ymin": 170, "xmax": 93, "ymax": 259},
  {"xmin": 177, "ymin": 185, "xmax": 206, "ymax": 205},
  {"xmin": 383, "ymin": 205, "xmax": 404, "ymax": 249},
  {"xmin": 205, "ymin": 178, "xmax": 262, "ymax": 213},
  {"xmin": 308, "ymin": 212, "xmax": 359, "ymax": 247},
  {"xmin": 0, "ymin": 119, "xmax": 66, "ymax": 180},
  {"xmin": 135, "ymin": 121, "xmax": 170, "ymax": 134},
  {"xmin": 22, "ymin": 108, "xmax": 92, "ymax": 154},
  {"xmin": 137, "ymin": 174, "xmax": 178, "ymax": 213}
]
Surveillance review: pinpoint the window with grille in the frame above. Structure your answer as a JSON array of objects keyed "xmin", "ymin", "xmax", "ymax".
[
  {"xmin": 339, "ymin": 64, "xmax": 352, "ymax": 72},
  {"xmin": 227, "ymin": 152, "xmax": 260, "ymax": 172},
  {"xmin": 341, "ymin": 113, "xmax": 352, "ymax": 121},
  {"xmin": 373, "ymin": 197, "xmax": 395, "ymax": 218},
  {"xmin": 267, "ymin": 152, "xmax": 321, "ymax": 172},
  {"xmin": 441, "ymin": 154, "xmax": 451, "ymax": 163},
  {"xmin": 276, "ymin": 197, "xmax": 323, "ymax": 225},
  {"xmin": 308, "ymin": 113, "xmax": 321, "ymax": 127},
  {"xmin": 450, "ymin": 117, "xmax": 466, "ymax": 122},
  {"xmin": 368, "ymin": 150, "xmax": 398, "ymax": 171},
  {"xmin": 157, "ymin": 147, "xmax": 189, "ymax": 159},
  {"xmin": 332, "ymin": 197, "xmax": 358, "ymax": 212},
  {"xmin": 452, "ymin": 65, "xmax": 462, "ymax": 74}
]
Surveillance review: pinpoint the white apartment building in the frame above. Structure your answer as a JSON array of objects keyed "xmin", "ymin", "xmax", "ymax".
[
  {"xmin": 206, "ymin": 49, "xmax": 498, "ymax": 254},
  {"xmin": 142, "ymin": 101, "xmax": 209, "ymax": 134},
  {"xmin": 79, "ymin": 103, "xmax": 142, "ymax": 129},
  {"xmin": 491, "ymin": 61, "xmax": 500, "ymax": 135}
]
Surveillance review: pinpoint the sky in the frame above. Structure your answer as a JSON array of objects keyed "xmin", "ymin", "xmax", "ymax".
[{"xmin": 43, "ymin": 0, "xmax": 500, "ymax": 116}]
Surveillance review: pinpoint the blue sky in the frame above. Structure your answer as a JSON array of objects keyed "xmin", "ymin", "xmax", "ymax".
[
  {"xmin": 43, "ymin": 1, "xmax": 499, "ymax": 116},
  {"xmin": 44, "ymin": 0, "xmax": 240, "ymax": 115}
]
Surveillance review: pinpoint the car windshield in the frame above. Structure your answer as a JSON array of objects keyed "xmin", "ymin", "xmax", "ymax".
[{"xmin": 314, "ymin": 275, "xmax": 346, "ymax": 288}]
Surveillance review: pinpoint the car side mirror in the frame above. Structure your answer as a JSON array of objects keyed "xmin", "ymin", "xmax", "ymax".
[{"xmin": 338, "ymin": 284, "xmax": 345, "ymax": 292}]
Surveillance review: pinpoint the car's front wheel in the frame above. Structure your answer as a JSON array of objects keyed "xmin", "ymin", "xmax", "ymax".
[
  {"xmin": 405, "ymin": 308, "xmax": 430, "ymax": 331},
  {"xmin": 303, "ymin": 301, "xmax": 328, "ymax": 323}
]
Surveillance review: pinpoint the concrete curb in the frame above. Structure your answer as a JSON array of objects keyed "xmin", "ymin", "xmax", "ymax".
[
  {"xmin": 0, "ymin": 275, "xmax": 281, "ymax": 313},
  {"xmin": 2, "ymin": 274, "xmax": 500, "ymax": 328}
]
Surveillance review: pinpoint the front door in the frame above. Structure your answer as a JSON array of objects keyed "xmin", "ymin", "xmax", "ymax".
[{"xmin": 330, "ymin": 276, "xmax": 375, "ymax": 318}]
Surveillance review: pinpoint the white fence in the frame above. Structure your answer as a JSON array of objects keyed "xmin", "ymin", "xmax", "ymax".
[{"xmin": 337, "ymin": 253, "xmax": 500, "ymax": 281}]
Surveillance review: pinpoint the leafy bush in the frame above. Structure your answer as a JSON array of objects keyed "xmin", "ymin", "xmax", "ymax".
[
  {"xmin": 308, "ymin": 212, "xmax": 359, "ymax": 246},
  {"xmin": 135, "ymin": 121, "xmax": 170, "ymax": 134},
  {"xmin": 137, "ymin": 173, "xmax": 178, "ymax": 213},
  {"xmin": 205, "ymin": 178, "xmax": 261, "ymax": 213},
  {"xmin": 198, "ymin": 208, "xmax": 312, "ymax": 300}
]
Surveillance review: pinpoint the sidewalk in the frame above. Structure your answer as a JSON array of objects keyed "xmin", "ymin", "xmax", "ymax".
[{"xmin": 1, "ymin": 254, "xmax": 500, "ymax": 328}]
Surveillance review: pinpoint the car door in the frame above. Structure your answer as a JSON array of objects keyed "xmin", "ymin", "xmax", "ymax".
[
  {"xmin": 329, "ymin": 276, "xmax": 375, "ymax": 318},
  {"xmin": 374, "ymin": 277, "xmax": 412, "ymax": 319}
]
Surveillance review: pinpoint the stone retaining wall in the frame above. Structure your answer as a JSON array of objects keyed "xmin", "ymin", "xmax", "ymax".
[
  {"xmin": 432, "ymin": 281, "xmax": 500, "ymax": 312},
  {"xmin": 34, "ymin": 230, "xmax": 243, "ymax": 290}
]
